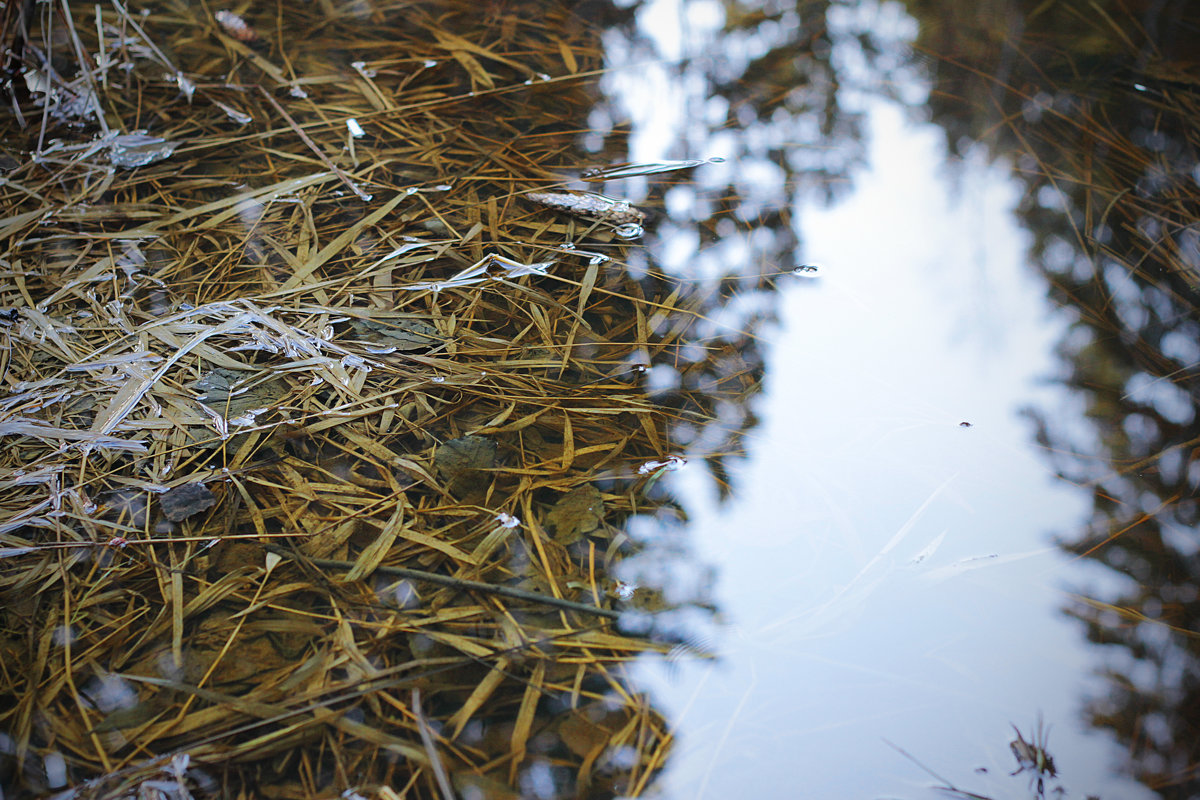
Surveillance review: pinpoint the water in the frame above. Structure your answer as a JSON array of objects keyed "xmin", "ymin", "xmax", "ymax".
[
  {"xmin": 2, "ymin": 0, "xmax": 1194, "ymax": 798},
  {"xmin": 595, "ymin": 1, "xmax": 1195, "ymax": 800},
  {"xmin": 627, "ymin": 98, "xmax": 1151, "ymax": 800}
]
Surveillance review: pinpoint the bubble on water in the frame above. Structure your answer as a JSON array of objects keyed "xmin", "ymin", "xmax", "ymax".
[
  {"xmin": 638, "ymin": 455, "xmax": 685, "ymax": 474},
  {"xmin": 423, "ymin": 59, "xmax": 438, "ymax": 68},
  {"xmin": 792, "ymin": 264, "xmax": 819, "ymax": 276},
  {"xmin": 340, "ymin": 355, "xmax": 370, "ymax": 371},
  {"xmin": 614, "ymin": 222, "xmax": 643, "ymax": 239},
  {"xmin": 430, "ymin": 375, "xmax": 445, "ymax": 384},
  {"xmin": 496, "ymin": 512, "xmax": 520, "ymax": 529},
  {"xmin": 707, "ymin": 156, "xmax": 726, "ymax": 163}
]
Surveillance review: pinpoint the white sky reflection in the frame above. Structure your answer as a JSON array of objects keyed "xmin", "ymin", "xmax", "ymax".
[{"xmin": 630, "ymin": 100, "xmax": 1156, "ymax": 800}]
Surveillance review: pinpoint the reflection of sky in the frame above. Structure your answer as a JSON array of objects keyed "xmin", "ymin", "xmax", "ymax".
[
  {"xmin": 635, "ymin": 100, "xmax": 1155, "ymax": 800},
  {"xmin": 604, "ymin": 3, "xmax": 1159, "ymax": 798}
]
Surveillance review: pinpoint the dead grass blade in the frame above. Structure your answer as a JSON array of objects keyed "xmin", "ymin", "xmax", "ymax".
[{"xmin": 0, "ymin": 2, "xmax": 723, "ymax": 797}]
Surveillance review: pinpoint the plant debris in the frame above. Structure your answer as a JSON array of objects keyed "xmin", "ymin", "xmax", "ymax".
[
  {"xmin": 0, "ymin": 2, "xmax": 746, "ymax": 798},
  {"xmin": 546, "ymin": 485, "xmax": 606, "ymax": 544},
  {"xmin": 159, "ymin": 482, "xmax": 218, "ymax": 522}
]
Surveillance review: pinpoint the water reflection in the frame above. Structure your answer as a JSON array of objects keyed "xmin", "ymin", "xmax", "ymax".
[
  {"xmin": 607, "ymin": 0, "xmax": 1200, "ymax": 797},
  {"xmin": 900, "ymin": 1, "xmax": 1200, "ymax": 796},
  {"xmin": 1, "ymin": 0, "xmax": 1197, "ymax": 797}
]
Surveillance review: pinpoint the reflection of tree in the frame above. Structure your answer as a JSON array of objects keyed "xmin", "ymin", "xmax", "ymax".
[
  {"xmin": 0, "ymin": 1, "xmax": 886, "ymax": 798},
  {"xmin": 591, "ymin": 0, "xmax": 910, "ymax": 503},
  {"xmin": 899, "ymin": 1, "xmax": 1200, "ymax": 796}
]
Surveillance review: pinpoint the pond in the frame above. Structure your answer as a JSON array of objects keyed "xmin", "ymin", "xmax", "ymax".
[{"xmin": 0, "ymin": 1, "xmax": 1197, "ymax": 799}]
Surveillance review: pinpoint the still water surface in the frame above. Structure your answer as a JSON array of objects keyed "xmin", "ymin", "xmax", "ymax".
[
  {"xmin": 631, "ymin": 100, "xmax": 1148, "ymax": 799},
  {"xmin": 2, "ymin": 0, "xmax": 1194, "ymax": 797},
  {"xmin": 605, "ymin": 1, "xmax": 1189, "ymax": 798}
]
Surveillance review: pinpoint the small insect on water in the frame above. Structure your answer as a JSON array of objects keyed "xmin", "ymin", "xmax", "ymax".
[
  {"xmin": 215, "ymin": 10, "xmax": 258, "ymax": 43},
  {"xmin": 1009, "ymin": 719, "xmax": 1057, "ymax": 796}
]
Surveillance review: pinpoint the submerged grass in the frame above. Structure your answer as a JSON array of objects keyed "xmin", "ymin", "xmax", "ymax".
[{"xmin": 0, "ymin": 2, "xmax": 726, "ymax": 797}]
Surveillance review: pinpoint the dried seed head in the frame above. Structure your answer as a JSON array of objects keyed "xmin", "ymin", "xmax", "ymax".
[
  {"xmin": 215, "ymin": 10, "xmax": 258, "ymax": 43},
  {"xmin": 526, "ymin": 191, "xmax": 645, "ymax": 226}
]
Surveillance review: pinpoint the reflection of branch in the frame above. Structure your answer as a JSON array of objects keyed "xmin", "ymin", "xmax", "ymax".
[
  {"xmin": 884, "ymin": 739, "xmax": 995, "ymax": 800},
  {"xmin": 413, "ymin": 688, "xmax": 457, "ymax": 800},
  {"xmin": 262, "ymin": 543, "xmax": 621, "ymax": 620}
]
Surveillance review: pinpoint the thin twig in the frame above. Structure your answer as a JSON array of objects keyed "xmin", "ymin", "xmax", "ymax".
[
  {"xmin": 257, "ymin": 85, "xmax": 373, "ymax": 202},
  {"xmin": 262, "ymin": 543, "xmax": 622, "ymax": 620}
]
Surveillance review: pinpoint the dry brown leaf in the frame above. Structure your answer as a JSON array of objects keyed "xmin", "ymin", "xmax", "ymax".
[
  {"xmin": 545, "ymin": 485, "xmax": 605, "ymax": 544},
  {"xmin": 160, "ymin": 482, "xmax": 217, "ymax": 522}
]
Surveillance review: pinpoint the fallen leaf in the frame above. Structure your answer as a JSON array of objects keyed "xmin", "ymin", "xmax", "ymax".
[
  {"xmin": 161, "ymin": 482, "xmax": 217, "ymax": 522},
  {"xmin": 433, "ymin": 435, "xmax": 497, "ymax": 498},
  {"xmin": 545, "ymin": 485, "xmax": 604, "ymax": 544}
]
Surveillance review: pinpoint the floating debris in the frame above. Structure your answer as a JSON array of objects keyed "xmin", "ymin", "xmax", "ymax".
[
  {"xmin": 400, "ymin": 252, "xmax": 555, "ymax": 292},
  {"xmin": 434, "ymin": 435, "xmax": 497, "ymax": 498},
  {"xmin": 0, "ymin": 6, "xmax": 709, "ymax": 796},
  {"xmin": 580, "ymin": 157, "xmax": 725, "ymax": 180},
  {"xmin": 346, "ymin": 316, "xmax": 442, "ymax": 352},
  {"xmin": 792, "ymin": 264, "xmax": 820, "ymax": 276},
  {"xmin": 212, "ymin": 98, "xmax": 252, "ymax": 124},
  {"xmin": 614, "ymin": 222, "xmax": 644, "ymax": 239},
  {"xmin": 108, "ymin": 132, "xmax": 178, "ymax": 168},
  {"xmin": 638, "ymin": 455, "xmax": 686, "ymax": 475},
  {"xmin": 160, "ymin": 482, "xmax": 217, "ymax": 522},
  {"xmin": 215, "ymin": 10, "xmax": 258, "ymax": 42},
  {"xmin": 545, "ymin": 485, "xmax": 605, "ymax": 544},
  {"xmin": 1009, "ymin": 718, "xmax": 1058, "ymax": 796},
  {"xmin": 526, "ymin": 191, "xmax": 645, "ymax": 226}
]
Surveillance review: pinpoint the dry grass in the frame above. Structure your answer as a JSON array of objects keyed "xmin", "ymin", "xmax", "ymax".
[{"xmin": 0, "ymin": 2, "xmax": 732, "ymax": 796}]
